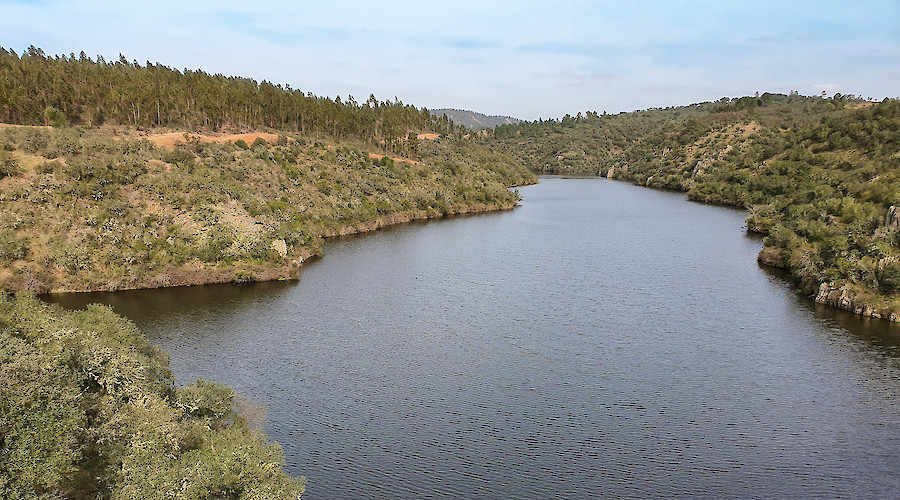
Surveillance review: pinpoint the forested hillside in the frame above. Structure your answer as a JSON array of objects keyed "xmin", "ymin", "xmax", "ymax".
[
  {"xmin": 487, "ymin": 94, "xmax": 900, "ymax": 320},
  {"xmin": 430, "ymin": 109, "xmax": 521, "ymax": 131},
  {"xmin": 0, "ymin": 46, "xmax": 467, "ymax": 154},
  {"xmin": 0, "ymin": 46, "xmax": 535, "ymax": 293}
]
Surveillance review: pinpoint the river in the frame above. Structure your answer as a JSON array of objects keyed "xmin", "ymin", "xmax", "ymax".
[{"xmin": 48, "ymin": 177, "xmax": 900, "ymax": 499}]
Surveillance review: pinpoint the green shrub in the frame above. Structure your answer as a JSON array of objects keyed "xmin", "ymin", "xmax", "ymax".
[
  {"xmin": 0, "ymin": 293, "xmax": 305, "ymax": 498},
  {"xmin": 0, "ymin": 230, "xmax": 26, "ymax": 264},
  {"xmin": 0, "ymin": 151, "xmax": 20, "ymax": 178},
  {"xmin": 232, "ymin": 270, "xmax": 256, "ymax": 283}
]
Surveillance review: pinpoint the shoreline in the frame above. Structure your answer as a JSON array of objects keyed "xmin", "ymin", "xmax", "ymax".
[
  {"xmin": 37, "ymin": 201, "xmax": 523, "ymax": 296},
  {"xmin": 545, "ymin": 173, "xmax": 900, "ymax": 323}
]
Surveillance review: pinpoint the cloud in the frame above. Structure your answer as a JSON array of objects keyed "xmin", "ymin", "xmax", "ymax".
[
  {"xmin": 748, "ymin": 31, "xmax": 817, "ymax": 44},
  {"xmin": 1, "ymin": 0, "xmax": 898, "ymax": 120},
  {"xmin": 441, "ymin": 38, "xmax": 501, "ymax": 50}
]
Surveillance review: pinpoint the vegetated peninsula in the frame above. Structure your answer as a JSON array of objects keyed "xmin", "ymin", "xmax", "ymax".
[
  {"xmin": 486, "ymin": 93, "xmax": 900, "ymax": 321},
  {"xmin": 0, "ymin": 47, "xmax": 536, "ymax": 294}
]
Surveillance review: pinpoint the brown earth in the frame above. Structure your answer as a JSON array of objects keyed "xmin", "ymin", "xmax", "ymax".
[
  {"xmin": 0, "ymin": 123, "xmax": 51, "ymax": 129},
  {"xmin": 368, "ymin": 153, "xmax": 423, "ymax": 166},
  {"xmin": 144, "ymin": 131, "xmax": 282, "ymax": 148}
]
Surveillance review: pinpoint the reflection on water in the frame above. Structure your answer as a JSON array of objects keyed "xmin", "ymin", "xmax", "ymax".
[{"xmin": 47, "ymin": 178, "xmax": 900, "ymax": 499}]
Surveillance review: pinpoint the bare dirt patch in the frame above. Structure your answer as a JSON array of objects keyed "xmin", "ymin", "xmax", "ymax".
[
  {"xmin": 145, "ymin": 131, "xmax": 282, "ymax": 148},
  {"xmin": 368, "ymin": 153, "xmax": 423, "ymax": 166},
  {"xmin": 0, "ymin": 123, "xmax": 51, "ymax": 130},
  {"xmin": 416, "ymin": 133, "xmax": 440, "ymax": 140}
]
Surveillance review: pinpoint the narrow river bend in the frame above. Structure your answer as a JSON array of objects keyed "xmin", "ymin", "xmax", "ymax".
[{"xmin": 49, "ymin": 177, "xmax": 900, "ymax": 499}]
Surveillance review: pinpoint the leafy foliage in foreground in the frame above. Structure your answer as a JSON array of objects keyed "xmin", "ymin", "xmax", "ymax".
[
  {"xmin": 0, "ymin": 292, "xmax": 305, "ymax": 499},
  {"xmin": 488, "ymin": 94, "xmax": 900, "ymax": 319},
  {"xmin": 0, "ymin": 126, "xmax": 533, "ymax": 292}
]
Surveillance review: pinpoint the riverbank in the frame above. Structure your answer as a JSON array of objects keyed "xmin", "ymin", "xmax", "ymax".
[
  {"xmin": 0, "ymin": 124, "xmax": 535, "ymax": 296},
  {"xmin": 34, "ymin": 201, "xmax": 523, "ymax": 294},
  {"xmin": 487, "ymin": 98, "xmax": 900, "ymax": 323},
  {"xmin": 597, "ymin": 175, "xmax": 900, "ymax": 323}
]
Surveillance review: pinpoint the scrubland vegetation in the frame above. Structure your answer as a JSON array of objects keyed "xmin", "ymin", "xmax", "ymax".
[
  {"xmin": 0, "ymin": 125, "xmax": 531, "ymax": 293},
  {"xmin": 0, "ymin": 47, "xmax": 534, "ymax": 498}
]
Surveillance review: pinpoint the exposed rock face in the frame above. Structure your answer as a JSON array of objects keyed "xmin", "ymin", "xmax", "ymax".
[
  {"xmin": 271, "ymin": 239, "xmax": 288, "ymax": 258},
  {"xmin": 887, "ymin": 206, "xmax": 900, "ymax": 227},
  {"xmin": 814, "ymin": 282, "xmax": 898, "ymax": 321},
  {"xmin": 606, "ymin": 165, "xmax": 628, "ymax": 179}
]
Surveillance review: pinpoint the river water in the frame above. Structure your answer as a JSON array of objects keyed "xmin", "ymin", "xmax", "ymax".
[{"xmin": 48, "ymin": 177, "xmax": 900, "ymax": 499}]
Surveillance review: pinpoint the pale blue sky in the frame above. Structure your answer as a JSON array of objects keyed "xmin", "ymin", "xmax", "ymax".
[{"xmin": 2, "ymin": 0, "xmax": 898, "ymax": 120}]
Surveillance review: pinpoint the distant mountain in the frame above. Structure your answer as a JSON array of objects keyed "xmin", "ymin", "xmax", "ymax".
[{"xmin": 430, "ymin": 108, "xmax": 521, "ymax": 131}]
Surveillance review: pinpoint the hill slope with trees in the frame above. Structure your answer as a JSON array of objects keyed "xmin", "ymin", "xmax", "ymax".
[
  {"xmin": 0, "ymin": 46, "xmax": 467, "ymax": 152},
  {"xmin": 486, "ymin": 94, "xmax": 900, "ymax": 321},
  {"xmin": 0, "ymin": 47, "xmax": 535, "ymax": 497},
  {"xmin": 429, "ymin": 109, "xmax": 521, "ymax": 131},
  {"xmin": 0, "ymin": 46, "xmax": 535, "ymax": 294}
]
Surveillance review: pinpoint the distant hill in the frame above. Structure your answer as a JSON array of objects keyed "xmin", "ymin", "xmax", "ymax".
[{"xmin": 430, "ymin": 108, "xmax": 521, "ymax": 130}]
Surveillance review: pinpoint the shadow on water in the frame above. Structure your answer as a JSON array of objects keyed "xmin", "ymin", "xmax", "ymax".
[
  {"xmin": 42, "ymin": 280, "xmax": 300, "ymax": 328},
  {"xmin": 741, "ymin": 219, "xmax": 900, "ymax": 353},
  {"xmin": 756, "ymin": 261, "xmax": 900, "ymax": 353}
]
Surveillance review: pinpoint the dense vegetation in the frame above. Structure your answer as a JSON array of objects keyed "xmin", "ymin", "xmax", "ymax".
[
  {"xmin": 0, "ymin": 46, "xmax": 467, "ymax": 155},
  {"xmin": 487, "ymin": 93, "xmax": 900, "ymax": 320},
  {"xmin": 0, "ymin": 292, "xmax": 305, "ymax": 498},
  {"xmin": 430, "ymin": 108, "xmax": 521, "ymax": 131}
]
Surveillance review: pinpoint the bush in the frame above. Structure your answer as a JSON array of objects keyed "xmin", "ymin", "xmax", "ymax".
[
  {"xmin": 0, "ymin": 151, "xmax": 21, "ymax": 178},
  {"xmin": 879, "ymin": 260, "xmax": 900, "ymax": 294},
  {"xmin": 0, "ymin": 230, "xmax": 27, "ymax": 264},
  {"xmin": 232, "ymin": 270, "xmax": 257, "ymax": 283},
  {"xmin": 43, "ymin": 106, "xmax": 68, "ymax": 127},
  {"xmin": 0, "ymin": 293, "xmax": 305, "ymax": 498}
]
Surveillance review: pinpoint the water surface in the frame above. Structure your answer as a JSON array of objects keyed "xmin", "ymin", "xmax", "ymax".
[{"xmin": 49, "ymin": 177, "xmax": 900, "ymax": 499}]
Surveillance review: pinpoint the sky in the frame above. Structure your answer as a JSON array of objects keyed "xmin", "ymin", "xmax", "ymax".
[{"xmin": 1, "ymin": 0, "xmax": 898, "ymax": 120}]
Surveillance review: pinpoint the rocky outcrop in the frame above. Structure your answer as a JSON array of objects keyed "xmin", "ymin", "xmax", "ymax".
[
  {"xmin": 814, "ymin": 282, "xmax": 899, "ymax": 322},
  {"xmin": 271, "ymin": 239, "xmax": 288, "ymax": 258},
  {"xmin": 606, "ymin": 165, "xmax": 628, "ymax": 179},
  {"xmin": 887, "ymin": 206, "xmax": 900, "ymax": 227}
]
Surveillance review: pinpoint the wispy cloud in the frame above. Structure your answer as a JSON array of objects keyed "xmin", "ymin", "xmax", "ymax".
[{"xmin": 1, "ymin": 0, "xmax": 898, "ymax": 119}]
